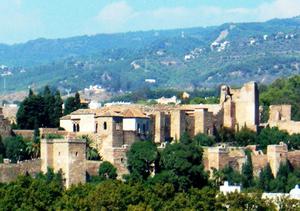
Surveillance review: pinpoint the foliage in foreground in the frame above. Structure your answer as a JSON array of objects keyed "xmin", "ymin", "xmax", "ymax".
[{"xmin": 0, "ymin": 174, "xmax": 282, "ymax": 211}]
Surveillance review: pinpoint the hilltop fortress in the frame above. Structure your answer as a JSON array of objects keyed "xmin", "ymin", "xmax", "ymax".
[
  {"xmin": 57, "ymin": 81, "xmax": 260, "ymax": 176},
  {"xmin": 2, "ymin": 81, "xmax": 300, "ymax": 187}
]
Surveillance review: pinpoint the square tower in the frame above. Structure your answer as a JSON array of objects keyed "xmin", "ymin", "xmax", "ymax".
[
  {"xmin": 41, "ymin": 137, "xmax": 86, "ymax": 188},
  {"xmin": 267, "ymin": 142, "xmax": 288, "ymax": 177}
]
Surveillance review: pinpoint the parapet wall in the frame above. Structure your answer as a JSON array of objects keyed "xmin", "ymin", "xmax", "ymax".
[
  {"xmin": 269, "ymin": 105, "xmax": 291, "ymax": 122},
  {"xmin": 86, "ymin": 160, "xmax": 103, "ymax": 176},
  {"xmin": 0, "ymin": 159, "xmax": 41, "ymax": 183},
  {"xmin": 251, "ymin": 154, "xmax": 268, "ymax": 176},
  {"xmin": 288, "ymin": 151, "xmax": 300, "ymax": 169},
  {"xmin": 268, "ymin": 121, "xmax": 300, "ymax": 135}
]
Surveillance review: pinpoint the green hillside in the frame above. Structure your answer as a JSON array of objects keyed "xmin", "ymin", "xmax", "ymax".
[{"xmin": 0, "ymin": 16, "xmax": 300, "ymax": 94}]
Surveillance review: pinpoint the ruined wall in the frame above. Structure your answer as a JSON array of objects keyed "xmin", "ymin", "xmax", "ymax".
[
  {"xmin": 206, "ymin": 146, "xmax": 230, "ymax": 172},
  {"xmin": 13, "ymin": 129, "xmax": 34, "ymax": 139},
  {"xmin": 112, "ymin": 147, "xmax": 129, "ymax": 177},
  {"xmin": 252, "ymin": 154, "xmax": 268, "ymax": 176},
  {"xmin": 123, "ymin": 131, "xmax": 137, "ymax": 146},
  {"xmin": 0, "ymin": 159, "xmax": 41, "ymax": 183},
  {"xmin": 288, "ymin": 151, "xmax": 300, "ymax": 170},
  {"xmin": 267, "ymin": 104, "xmax": 300, "ymax": 134},
  {"xmin": 268, "ymin": 121, "xmax": 300, "ymax": 135},
  {"xmin": 269, "ymin": 105, "xmax": 291, "ymax": 122},
  {"xmin": 86, "ymin": 160, "xmax": 103, "ymax": 176}
]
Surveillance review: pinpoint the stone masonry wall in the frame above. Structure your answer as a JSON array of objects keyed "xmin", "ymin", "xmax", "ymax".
[
  {"xmin": 86, "ymin": 160, "xmax": 103, "ymax": 176},
  {"xmin": 269, "ymin": 105, "xmax": 291, "ymax": 122},
  {"xmin": 0, "ymin": 159, "xmax": 41, "ymax": 183}
]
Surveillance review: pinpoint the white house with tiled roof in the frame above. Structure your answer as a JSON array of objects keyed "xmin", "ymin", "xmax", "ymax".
[{"xmin": 59, "ymin": 106, "xmax": 151, "ymax": 170}]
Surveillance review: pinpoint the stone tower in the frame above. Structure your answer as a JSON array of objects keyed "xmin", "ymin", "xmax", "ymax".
[
  {"xmin": 194, "ymin": 109, "xmax": 213, "ymax": 135},
  {"xmin": 40, "ymin": 137, "xmax": 86, "ymax": 188},
  {"xmin": 267, "ymin": 142, "xmax": 288, "ymax": 177},
  {"xmin": 170, "ymin": 110, "xmax": 186, "ymax": 141},
  {"xmin": 221, "ymin": 82, "xmax": 259, "ymax": 131},
  {"xmin": 207, "ymin": 146, "xmax": 229, "ymax": 171},
  {"xmin": 153, "ymin": 111, "xmax": 166, "ymax": 144},
  {"xmin": 96, "ymin": 116, "xmax": 124, "ymax": 163}
]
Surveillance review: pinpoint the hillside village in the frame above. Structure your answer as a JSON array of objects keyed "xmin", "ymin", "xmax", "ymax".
[{"xmin": 1, "ymin": 80, "xmax": 300, "ymax": 194}]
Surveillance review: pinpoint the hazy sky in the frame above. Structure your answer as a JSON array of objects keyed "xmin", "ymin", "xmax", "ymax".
[{"xmin": 1, "ymin": 0, "xmax": 300, "ymax": 44}]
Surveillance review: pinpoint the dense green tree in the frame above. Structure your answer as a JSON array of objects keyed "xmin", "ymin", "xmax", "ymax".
[
  {"xmin": 215, "ymin": 127, "xmax": 235, "ymax": 143},
  {"xmin": 126, "ymin": 141, "xmax": 158, "ymax": 180},
  {"xmin": 64, "ymin": 96, "xmax": 76, "ymax": 115},
  {"xmin": 74, "ymin": 92, "xmax": 81, "ymax": 110},
  {"xmin": 221, "ymin": 165, "xmax": 243, "ymax": 185},
  {"xmin": 194, "ymin": 133, "xmax": 215, "ymax": 146},
  {"xmin": 16, "ymin": 91, "xmax": 45, "ymax": 129},
  {"xmin": 98, "ymin": 161, "xmax": 118, "ymax": 180},
  {"xmin": 159, "ymin": 142, "xmax": 208, "ymax": 191},
  {"xmin": 63, "ymin": 92, "xmax": 86, "ymax": 115},
  {"xmin": 257, "ymin": 127, "xmax": 289, "ymax": 150},
  {"xmin": 0, "ymin": 169, "xmax": 63, "ymax": 210},
  {"xmin": 271, "ymin": 162, "xmax": 293, "ymax": 192},
  {"xmin": 55, "ymin": 184, "xmax": 93, "ymax": 210},
  {"xmin": 16, "ymin": 87, "xmax": 63, "ymax": 129},
  {"xmin": 288, "ymin": 134, "xmax": 300, "ymax": 150},
  {"xmin": 217, "ymin": 192, "xmax": 275, "ymax": 210},
  {"xmin": 3, "ymin": 136, "xmax": 29, "ymax": 162},
  {"xmin": 0, "ymin": 136, "xmax": 5, "ymax": 157},
  {"xmin": 53, "ymin": 90, "xmax": 63, "ymax": 127},
  {"xmin": 235, "ymin": 127, "xmax": 257, "ymax": 146},
  {"xmin": 260, "ymin": 75, "xmax": 300, "ymax": 121}
]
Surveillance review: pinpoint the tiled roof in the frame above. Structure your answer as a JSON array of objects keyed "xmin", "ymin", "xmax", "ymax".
[
  {"xmin": 60, "ymin": 115, "xmax": 71, "ymax": 120},
  {"xmin": 122, "ymin": 108, "xmax": 148, "ymax": 118},
  {"xmin": 60, "ymin": 106, "xmax": 149, "ymax": 119}
]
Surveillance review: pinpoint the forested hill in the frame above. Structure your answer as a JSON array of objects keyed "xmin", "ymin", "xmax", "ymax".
[{"xmin": 0, "ymin": 16, "xmax": 300, "ymax": 93}]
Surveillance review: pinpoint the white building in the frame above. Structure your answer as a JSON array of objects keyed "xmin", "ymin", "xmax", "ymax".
[{"xmin": 219, "ymin": 181, "xmax": 241, "ymax": 194}]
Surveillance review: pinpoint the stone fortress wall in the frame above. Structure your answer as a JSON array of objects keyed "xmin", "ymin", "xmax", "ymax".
[
  {"xmin": 268, "ymin": 105, "xmax": 300, "ymax": 134},
  {"xmin": 203, "ymin": 142, "xmax": 300, "ymax": 177},
  {"xmin": 0, "ymin": 159, "xmax": 41, "ymax": 183},
  {"xmin": 2, "ymin": 81, "xmax": 300, "ymax": 186}
]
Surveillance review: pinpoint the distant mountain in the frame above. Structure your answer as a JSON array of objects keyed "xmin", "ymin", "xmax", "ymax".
[{"xmin": 0, "ymin": 16, "xmax": 300, "ymax": 93}]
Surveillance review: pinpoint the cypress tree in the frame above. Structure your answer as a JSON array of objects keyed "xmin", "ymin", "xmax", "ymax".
[
  {"xmin": 242, "ymin": 152, "xmax": 253, "ymax": 188},
  {"xmin": 53, "ymin": 90, "xmax": 63, "ymax": 127},
  {"xmin": 74, "ymin": 92, "xmax": 81, "ymax": 110},
  {"xmin": 259, "ymin": 163, "xmax": 274, "ymax": 191}
]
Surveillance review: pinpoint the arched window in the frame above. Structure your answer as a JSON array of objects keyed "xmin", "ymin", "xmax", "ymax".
[
  {"xmin": 103, "ymin": 122, "xmax": 107, "ymax": 130},
  {"xmin": 73, "ymin": 124, "xmax": 76, "ymax": 132},
  {"xmin": 137, "ymin": 123, "xmax": 140, "ymax": 133},
  {"xmin": 143, "ymin": 124, "xmax": 146, "ymax": 133},
  {"xmin": 95, "ymin": 123, "xmax": 98, "ymax": 133},
  {"xmin": 76, "ymin": 124, "xmax": 80, "ymax": 132}
]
